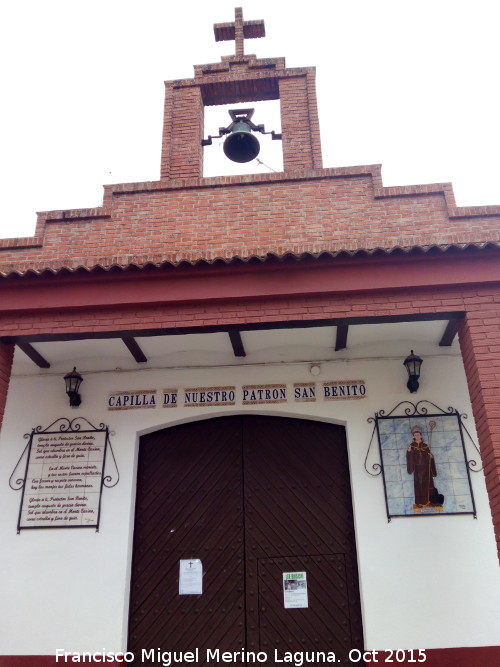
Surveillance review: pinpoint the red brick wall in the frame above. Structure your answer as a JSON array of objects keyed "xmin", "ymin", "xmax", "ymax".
[
  {"xmin": 161, "ymin": 83, "xmax": 205, "ymax": 180},
  {"xmin": 0, "ymin": 283, "xmax": 495, "ymax": 336},
  {"xmin": 459, "ymin": 311, "xmax": 500, "ymax": 555},
  {"xmin": 0, "ymin": 342, "xmax": 13, "ymax": 431},
  {"xmin": 279, "ymin": 72, "xmax": 322, "ymax": 170}
]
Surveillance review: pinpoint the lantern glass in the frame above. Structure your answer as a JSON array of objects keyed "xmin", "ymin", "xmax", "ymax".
[
  {"xmin": 403, "ymin": 350, "xmax": 423, "ymax": 393},
  {"xmin": 64, "ymin": 367, "xmax": 83, "ymax": 407}
]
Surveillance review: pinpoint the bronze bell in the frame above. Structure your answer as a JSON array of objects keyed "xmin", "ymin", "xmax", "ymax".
[
  {"xmin": 202, "ymin": 108, "xmax": 281, "ymax": 163},
  {"xmin": 223, "ymin": 119, "xmax": 261, "ymax": 163}
]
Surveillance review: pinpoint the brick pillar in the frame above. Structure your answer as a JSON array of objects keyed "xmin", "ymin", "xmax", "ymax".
[
  {"xmin": 458, "ymin": 310, "xmax": 500, "ymax": 561},
  {"xmin": 279, "ymin": 70, "xmax": 322, "ymax": 172},
  {"xmin": 161, "ymin": 83, "xmax": 204, "ymax": 180},
  {"xmin": 0, "ymin": 342, "xmax": 14, "ymax": 431}
]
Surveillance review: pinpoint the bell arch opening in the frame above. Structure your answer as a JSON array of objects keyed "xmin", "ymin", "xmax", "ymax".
[{"xmin": 203, "ymin": 99, "xmax": 283, "ymax": 177}]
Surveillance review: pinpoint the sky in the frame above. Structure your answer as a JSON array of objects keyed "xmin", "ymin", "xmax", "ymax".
[{"xmin": 0, "ymin": 0, "xmax": 498, "ymax": 239}]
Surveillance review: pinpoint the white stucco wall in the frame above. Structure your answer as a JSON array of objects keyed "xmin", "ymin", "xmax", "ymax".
[{"xmin": 0, "ymin": 351, "xmax": 498, "ymax": 655}]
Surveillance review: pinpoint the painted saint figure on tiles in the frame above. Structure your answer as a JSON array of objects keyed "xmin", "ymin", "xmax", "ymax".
[{"xmin": 406, "ymin": 424, "xmax": 444, "ymax": 511}]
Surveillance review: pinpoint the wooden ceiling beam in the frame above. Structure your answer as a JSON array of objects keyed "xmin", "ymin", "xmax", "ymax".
[
  {"xmin": 228, "ymin": 330, "xmax": 246, "ymax": 357},
  {"xmin": 17, "ymin": 342, "xmax": 50, "ymax": 368},
  {"xmin": 439, "ymin": 319, "xmax": 459, "ymax": 347},
  {"xmin": 122, "ymin": 337, "xmax": 148, "ymax": 363},
  {"xmin": 335, "ymin": 324, "xmax": 349, "ymax": 351}
]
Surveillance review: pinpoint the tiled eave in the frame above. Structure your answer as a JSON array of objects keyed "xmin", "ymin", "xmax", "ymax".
[{"xmin": 1, "ymin": 241, "xmax": 499, "ymax": 280}]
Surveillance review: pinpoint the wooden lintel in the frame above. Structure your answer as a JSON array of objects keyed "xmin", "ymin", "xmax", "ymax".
[
  {"xmin": 17, "ymin": 341, "xmax": 50, "ymax": 369},
  {"xmin": 335, "ymin": 324, "xmax": 349, "ymax": 351},
  {"xmin": 439, "ymin": 319, "xmax": 459, "ymax": 347},
  {"xmin": 122, "ymin": 337, "xmax": 148, "ymax": 363},
  {"xmin": 228, "ymin": 330, "xmax": 246, "ymax": 357}
]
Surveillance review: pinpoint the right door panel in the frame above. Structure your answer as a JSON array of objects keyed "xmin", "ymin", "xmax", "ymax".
[{"xmin": 242, "ymin": 416, "xmax": 363, "ymax": 664}]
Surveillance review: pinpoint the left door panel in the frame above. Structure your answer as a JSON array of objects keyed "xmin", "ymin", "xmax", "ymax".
[{"xmin": 128, "ymin": 417, "xmax": 246, "ymax": 662}]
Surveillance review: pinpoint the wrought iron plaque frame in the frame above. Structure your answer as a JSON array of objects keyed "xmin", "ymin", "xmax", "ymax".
[
  {"xmin": 9, "ymin": 417, "xmax": 119, "ymax": 532},
  {"xmin": 365, "ymin": 401, "xmax": 479, "ymax": 521}
]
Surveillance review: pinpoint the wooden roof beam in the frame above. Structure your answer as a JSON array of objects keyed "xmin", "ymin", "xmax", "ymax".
[
  {"xmin": 17, "ymin": 341, "xmax": 50, "ymax": 368},
  {"xmin": 439, "ymin": 319, "xmax": 458, "ymax": 347},
  {"xmin": 228, "ymin": 330, "xmax": 246, "ymax": 357},
  {"xmin": 335, "ymin": 324, "xmax": 349, "ymax": 351},
  {"xmin": 122, "ymin": 337, "xmax": 148, "ymax": 363}
]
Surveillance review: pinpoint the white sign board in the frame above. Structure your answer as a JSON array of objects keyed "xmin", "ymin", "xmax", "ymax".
[
  {"xmin": 19, "ymin": 429, "xmax": 107, "ymax": 529},
  {"xmin": 283, "ymin": 571, "xmax": 308, "ymax": 609},
  {"xmin": 179, "ymin": 559, "xmax": 203, "ymax": 595}
]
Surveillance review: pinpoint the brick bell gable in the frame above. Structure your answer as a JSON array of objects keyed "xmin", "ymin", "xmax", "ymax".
[{"xmin": 1, "ymin": 6, "xmax": 499, "ymax": 277}]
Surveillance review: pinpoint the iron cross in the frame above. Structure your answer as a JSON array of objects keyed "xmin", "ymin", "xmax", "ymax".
[{"xmin": 214, "ymin": 7, "xmax": 265, "ymax": 58}]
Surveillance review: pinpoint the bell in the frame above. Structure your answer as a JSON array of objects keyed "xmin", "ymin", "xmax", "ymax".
[{"xmin": 223, "ymin": 120, "xmax": 261, "ymax": 163}]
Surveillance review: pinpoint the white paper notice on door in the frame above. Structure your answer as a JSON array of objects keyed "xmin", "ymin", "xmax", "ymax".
[
  {"xmin": 179, "ymin": 559, "xmax": 203, "ymax": 595},
  {"xmin": 283, "ymin": 571, "xmax": 308, "ymax": 608}
]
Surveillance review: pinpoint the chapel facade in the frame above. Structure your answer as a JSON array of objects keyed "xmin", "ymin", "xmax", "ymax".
[{"xmin": 0, "ymin": 8, "xmax": 499, "ymax": 667}]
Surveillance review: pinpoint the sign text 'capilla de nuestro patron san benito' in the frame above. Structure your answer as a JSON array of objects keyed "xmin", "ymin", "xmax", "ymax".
[{"xmin": 107, "ymin": 381, "xmax": 367, "ymax": 410}]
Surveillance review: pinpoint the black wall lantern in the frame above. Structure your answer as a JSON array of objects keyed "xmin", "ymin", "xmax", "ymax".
[
  {"xmin": 403, "ymin": 350, "xmax": 423, "ymax": 393},
  {"xmin": 64, "ymin": 367, "xmax": 83, "ymax": 407}
]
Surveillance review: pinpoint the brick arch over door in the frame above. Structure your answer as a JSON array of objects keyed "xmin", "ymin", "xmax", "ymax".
[{"xmin": 128, "ymin": 415, "xmax": 363, "ymax": 664}]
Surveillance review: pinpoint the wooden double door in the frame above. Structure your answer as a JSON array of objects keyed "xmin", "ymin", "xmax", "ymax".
[{"xmin": 128, "ymin": 416, "xmax": 363, "ymax": 663}]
